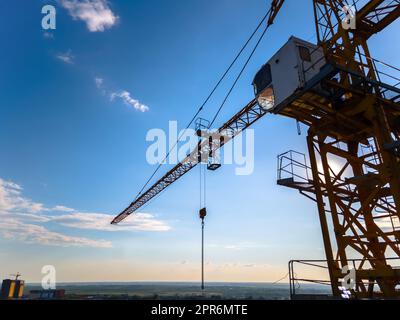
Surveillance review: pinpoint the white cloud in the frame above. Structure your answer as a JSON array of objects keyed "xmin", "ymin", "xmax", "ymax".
[
  {"xmin": 95, "ymin": 77, "xmax": 104, "ymax": 88},
  {"xmin": 53, "ymin": 205, "xmax": 75, "ymax": 212},
  {"xmin": 374, "ymin": 216, "xmax": 400, "ymax": 232},
  {"xmin": 110, "ymin": 90, "xmax": 149, "ymax": 112},
  {"xmin": 0, "ymin": 218, "xmax": 111, "ymax": 248},
  {"xmin": 224, "ymin": 245, "xmax": 241, "ymax": 250},
  {"xmin": 52, "ymin": 212, "xmax": 171, "ymax": 232},
  {"xmin": 0, "ymin": 179, "xmax": 45, "ymax": 213},
  {"xmin": 56, "ymin": 50, "xmax": 74, "ymax": 64},
  {"xmin": 243, "ymin": 264, "xmax": 257, "ymax": 268},
  {"xmin": 94, "ymin": 78, "xmax": 149, "ymax": 112},
  {"xmin": 14, "ymin": 213, "xmax": 51, "ymax": 223},
  {"xmin": 0, "ymin": 178, "xmax": 110, "ymax": 248},
  {"xmin": 0, "ymin": 178, "xmax": 170, "ymax": 248},
  {"xmin": 61, "ymin": 0, "xmax": 118, "ymax": 32},
  {"xmin": 209, "ymin": 242, "xmax": 271, "ymax": 251}
]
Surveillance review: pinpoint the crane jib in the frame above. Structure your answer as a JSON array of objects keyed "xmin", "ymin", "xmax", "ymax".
[{"xmin": 111, "ymin": 99, "xmax": 268, "ymax": 224}]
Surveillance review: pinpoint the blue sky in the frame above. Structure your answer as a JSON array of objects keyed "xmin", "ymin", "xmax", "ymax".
[{"xmin": 0, "ymin": 0, "xmax": 399, "ymax": 283}]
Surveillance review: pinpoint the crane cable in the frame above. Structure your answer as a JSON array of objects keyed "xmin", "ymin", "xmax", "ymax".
[
  {"xmin": 130, "ymin": 9, "xmax": 273, "ymax": 203},
  {"xmin": 199, "ymin": 139, "xmax": 207, "ymax": 291},
  {"xmin": 208, "ymin": 19, "xmax": 273, "ymax": 128},
  {"xmin": 273, "ymin": 272, "xmax": 289, "ymax": 284},
  {"xmin": 196, "ymin": 7, "xmax": 277, "ymax": 292}
]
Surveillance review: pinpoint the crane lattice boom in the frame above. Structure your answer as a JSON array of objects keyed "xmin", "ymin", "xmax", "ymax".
[{"xmin": 112, "ymin": 99, "xmax": 266, "ymax": 224}]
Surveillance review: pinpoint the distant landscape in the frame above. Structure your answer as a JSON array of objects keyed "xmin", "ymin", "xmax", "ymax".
[{"xmin": 24, "ymin": 282, "xmax": 332, "ymax": 300}]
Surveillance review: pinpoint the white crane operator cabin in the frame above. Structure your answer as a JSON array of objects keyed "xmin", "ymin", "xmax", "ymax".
[{"xmin": 253, "ymin": 36, "xmax": 326, "ymax": 112}]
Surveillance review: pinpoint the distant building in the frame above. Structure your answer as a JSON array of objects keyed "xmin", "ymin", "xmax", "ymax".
[
  {"xmin": 1, "ymin": 279, "xmax": 25, "ymax": 299},
  {"xmin": 29, "ymin": 289, "xmax": 66, "ymax": 300}
]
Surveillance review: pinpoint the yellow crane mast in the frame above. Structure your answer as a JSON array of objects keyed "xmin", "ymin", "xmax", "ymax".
[{"xmin": 272, "ymin": 0, "xmax": 400, "ymax": 298}]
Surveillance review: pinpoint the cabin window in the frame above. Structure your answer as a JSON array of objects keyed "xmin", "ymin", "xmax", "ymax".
[
  {"xmin": 299, "ymin": 46, "xmax": 311, "ymax": 62},
  {"xmin": 253, "ymin": 63, "xmax": 272, "ymax": 96}
]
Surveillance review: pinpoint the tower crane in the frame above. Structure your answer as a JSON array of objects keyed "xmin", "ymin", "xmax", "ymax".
[{"xmin": 112, "ymin": 0, "xmax": 400, "ymax": 299}]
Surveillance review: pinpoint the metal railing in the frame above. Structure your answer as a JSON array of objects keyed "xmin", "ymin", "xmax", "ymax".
[
  {"xmin": 300, "ymin": 42, "xmax": 400, "ymax": 102},
  {"xmin": 277, "ymin": 150, "xmax": 311, "ymax": 184},
  {"xmin": 289, "ymin": 257, "xmax": 400, "ymax": 300}
]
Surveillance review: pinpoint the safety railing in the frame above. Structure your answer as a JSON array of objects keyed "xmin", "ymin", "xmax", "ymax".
[
  {"xmin": 289, "ymin": 257, "xmax": 400, "ymax": 300},
  {"xmin": 277, "ymin": 150, "xmax": 311, "ymax": 184},
  {"xmin": 301, "ymin": 43, "xmax": 400, "ymax": 103}
]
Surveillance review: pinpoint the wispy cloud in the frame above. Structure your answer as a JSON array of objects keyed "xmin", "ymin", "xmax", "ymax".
[
  {"xmin": 0, "ymin": 179, "xmax": 45, "ymax": 213},
  {"xmin": 52, "ymin": 212, "xmax": 171, "ymax": 232},
  {"xmin": 61, "ymin": 0, "xmax": 118, "ymax": 32},
  {"xmin": 53, "ymin": 205, "xmax": 75, "ymax": 212},
  {"xmin": 94, "ymin": 77, "xmax": 149, "ymax": 112},
  {"xmin": 110, "ymin": 90, "xmax": 149, "ymax": 113},
  {"xmin": 209, "ymin": 242, "xmax": 271, "ymax": 251},
  {"xmin": 0, "ymin": 178, "xmax": 170, "ymax": 248},
  {"xmin": 0, "ymin": 218, "xmax": 112, "ymax": 248},
  {"xmin": 56, "ymin": 50, "xmax": 74, "ymax": 64},
  {"xmin": 95, "ymin": 77, "xmax": 104, "ymax": 89},
  {"xmin": 373, "ymin": 216, "xmax": 400, "ymax": 232}
]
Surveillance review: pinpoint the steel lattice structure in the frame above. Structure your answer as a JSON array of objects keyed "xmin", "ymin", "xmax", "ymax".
[
  {"xmin": 111, "ymin": 99, "xmax": 267, "ymax": 224},
  {"xmin": 276, "ymin": 0, "xmax": 400, "ymax": 297}
]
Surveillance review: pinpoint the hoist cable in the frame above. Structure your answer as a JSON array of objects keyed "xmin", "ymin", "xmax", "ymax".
[{"xmin": 208, "ymin": 22, "xmax": 271, "ymax": 128}]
